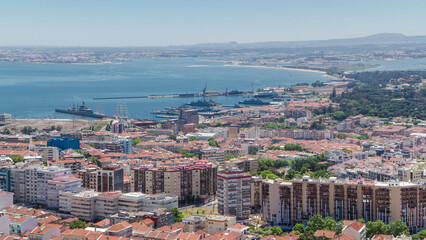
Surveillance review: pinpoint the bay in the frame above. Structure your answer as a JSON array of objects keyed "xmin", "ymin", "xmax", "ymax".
[{"xmin": 0, "ymin": 58, "xmax": 331, "ymax": 120}]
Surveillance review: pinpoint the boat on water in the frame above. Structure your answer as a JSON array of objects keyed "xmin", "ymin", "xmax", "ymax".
[
  {"xmin": 238, "ymin": 98, "xmax": 270, "ymax": 106},
  {"xmin": 254, "ymin": 91, "xmax": 278, "ymax": 98},
  {"xmin": 227, "ymin": 89, "xmax": 244, "ymax": 95},
  {"xmin": 187, "ymin": 82, "xmax": 220, "ymax": 107},
  {"xmin": 55, "ymin": 102, "xmax": 106, "ymax": 119},
  {"xmin": 238, "ymin": 82, "xmax": 270, "ymax": 106},
  {"xmin": 188, "ymin": 99, "xmax": 218, "ymax": 107},
  {"xmin": 151, "ymin": 107, "xmax": 179, "ymax": 115}
]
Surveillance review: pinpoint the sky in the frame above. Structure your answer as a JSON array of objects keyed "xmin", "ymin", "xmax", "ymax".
[{"xmin": 1, "ymin": 0, "xmax": 426, "ymax": 47}]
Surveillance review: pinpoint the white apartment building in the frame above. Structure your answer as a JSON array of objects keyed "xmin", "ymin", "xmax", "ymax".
[
  {"xmin": 59, "ymin": 190, "xmax": 80, "ymax": 214},
  {"xmin": 141, "ymin": 194, "xmax": 178, "ymax": 212},
  {"xmin": 200, "ymin": 147, "xmax": 226, "ymax": 166},
  {"xmin": 36, "ymin": 166, "xmax": 72, "ymax": 205},
  {"xmin": 217, "ymin": 169, "xmax": 251, "ymax": 219},
  {"xmin": 47, "ymin": 177, "xmax": 81, "ymax": 209},
  {"xmin": 70, "ymin": 191, "xmax": 99, "ymax": 222},
  {"xmin": 96, "ymin": 192, "xmax": 122, "ymax": 219},
  {"xmin": 9, "ymin": 166, "xmax": 25, "ymax": 203},
  {"xmin": 38, "ymin": 147, "xmax": 59, "ymax": 161},
  {"xmin": 9, "ymin": 165, "xmax": 71, "ymax": 205},
  {"xmin": 118, "ymin": 192, "xmax": 146, "ymax": 213},
  {"xmin": 66, "ymin": 191, "xmax": 179, "ymax": 221},
  {"xmin": 0, "ymin": 214, "xmax": 10, "ymax": 236},
  {"xmin": 0, "ymin": 191, "xmax": 13, "ymax": 210},
  {"xmin": 118, "ymin": 192, "xmax": 178, "ymax": 213}
]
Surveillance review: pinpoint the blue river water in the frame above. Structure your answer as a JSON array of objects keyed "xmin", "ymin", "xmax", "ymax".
[
  {"xmin": 0, "ymin": 57, "xmax": 425, "ymax": 120},
  {"xmin": 0, "ymin": 58, "xmax": 331, "ymax": 119}
]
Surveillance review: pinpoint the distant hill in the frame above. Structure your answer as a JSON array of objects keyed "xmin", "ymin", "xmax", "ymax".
[{"xmin": 177, "ymin": 33, "xmax": 426, "ymax": 49}]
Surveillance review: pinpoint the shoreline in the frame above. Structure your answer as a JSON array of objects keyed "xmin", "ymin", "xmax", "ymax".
[{"xmin": 224, "ymin": 63, "xmax": 340, "ymax": 80}]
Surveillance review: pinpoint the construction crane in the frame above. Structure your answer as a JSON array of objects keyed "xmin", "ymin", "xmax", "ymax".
[{"xmin": 202, "ymin": 82, "xmax": 208, "ymax": 101}]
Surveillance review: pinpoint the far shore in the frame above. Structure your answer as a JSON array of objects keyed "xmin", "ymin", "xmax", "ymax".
[{"xmin": 224, "ymin": 63, "xmax": 340, "ymax": 80}]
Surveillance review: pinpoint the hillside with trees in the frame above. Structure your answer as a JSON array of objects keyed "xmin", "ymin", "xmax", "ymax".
[{"xmin": 333, "ymin": 71, "xmax": 426, "ymax": 119}]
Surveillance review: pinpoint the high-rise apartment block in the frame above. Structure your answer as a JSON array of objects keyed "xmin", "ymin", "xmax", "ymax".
[
  {"xmin": 132, "ymin": 161, "xmax": 217, "ymax": 202},
  {"xmin": 76, "ymin": 166, "xmax": 124, "ymax": 192},
  {"xmin": 8, "ymin": 165, "xmax": 73, "ymax": 205},
  {"xmin": 96, "ymin": 166, "xmax": 124, "ymax": 192},
  {"xmin": 47, "ymin": 177, "xmax": 82, "ymax": 209},
  {"xmin": 217, "ymin": 169, "xmax": 251, "ymax": 219}
]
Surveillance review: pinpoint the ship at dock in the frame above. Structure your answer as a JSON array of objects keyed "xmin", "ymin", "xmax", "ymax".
[
  {"xmin": 55, "ymin": 102, "xmax": 106, "ymax": 119},
  {"xmin": 227, "ymin": 89, "xmax": 244, "ymax": 95},
  {"xmin": 254, "ymin": 91, "xmax": 278, "ymax": 98},
  {"xmin": 188, "ymin": 99, "xmax": 217, "ymax": 107},
  {"xmin": 238, "ymin": 83, "xmax": 270, "ymax": 106},
  {"xmin": 188, "ymin": 82, "xmax": 219, "ymax": 107},
  {"xmin": 238, "ymin": 98, "xmax": 270, "ymax": 106}
]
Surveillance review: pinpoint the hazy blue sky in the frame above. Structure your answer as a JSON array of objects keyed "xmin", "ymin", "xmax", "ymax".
[{"xmin": 1, "ymin": 0, "xmax": 426, "ymax": 47}]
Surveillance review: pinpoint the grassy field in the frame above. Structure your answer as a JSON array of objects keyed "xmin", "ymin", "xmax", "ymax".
[{"xmin": 182, "ymin": 207, "xmax": 218, "ymax": 217}]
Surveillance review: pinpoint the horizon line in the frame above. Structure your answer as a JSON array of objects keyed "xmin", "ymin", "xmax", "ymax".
[{"xmin": 0, "ymin": 32, "xmax": 424, "ymax": 49}]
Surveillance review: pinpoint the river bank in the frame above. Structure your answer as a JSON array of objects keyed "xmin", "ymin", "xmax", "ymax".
[{"xmin": 223, "ymin": 63, "xmax": 340, "ymax": 80}]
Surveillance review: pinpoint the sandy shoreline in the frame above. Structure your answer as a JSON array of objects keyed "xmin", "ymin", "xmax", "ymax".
[{"xmin": 224, "ymin": 63, "xmax": 339, "ymax": 79}]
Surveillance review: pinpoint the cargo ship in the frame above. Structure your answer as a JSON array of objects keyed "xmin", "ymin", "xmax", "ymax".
[{"xmin": 55, "ymin": 102, "xmax": 106, "ymax": 119}]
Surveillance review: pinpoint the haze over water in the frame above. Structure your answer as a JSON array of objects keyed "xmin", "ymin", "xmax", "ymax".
[{"xmin": 1, "ymin": 58, "xmax": 425, "ymax": 119}]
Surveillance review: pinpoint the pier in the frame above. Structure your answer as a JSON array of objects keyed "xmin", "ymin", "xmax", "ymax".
[
  {"xmin": 94, "ymin": 93, "xmax": 186, "ymax": 100},
  {"xmin": 93, "ymin": 96, "xmax": 148, "ymax": 100},
  {"xmin": 93, "ymin": 91, "xmax": 249, "ymax": 101}
]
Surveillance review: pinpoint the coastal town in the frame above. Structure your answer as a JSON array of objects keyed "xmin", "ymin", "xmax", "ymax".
[
  {"xmin": 2, "ymin": 0, "xmax": 426, "ymax": 239},
  {"xmin": 0, "ymin": 68, "xmax": 424, "ymax": 240}
]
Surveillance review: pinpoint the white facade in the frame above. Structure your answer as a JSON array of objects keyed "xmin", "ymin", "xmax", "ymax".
[
  {"xmin": 217, "ymin": 169, "xmax": 251, "ymax": 219},
  {"xmin": 0, "ymin": 214, "xmax": 10, "ymax": 236},
  {"xmin": 118, "ymin": 192, "xmax": 178, "ymax": 213},
  {"xmin": 47, "ymin": 177, "xmax": 81, "ymax": 209},
  {"xmin": 70, "ymin": 191, "xmax": 99, "ymax": 222},
  {"xmin": 39, "ymin": 147, "xmax": 59, "ymax": 161},
  {"xmin": 96, "ymin": 192, "xmax": 121, "ymax": 219},
  {"xmin": 10, "ymin": 165, "xmax": 71, "ymax": 205},
  {"xmin": 9, "ymin": 167, "xmax": 25, "ymax": 203},
  {"xmin": 37, "ymin": 166, "xmax": 72, "ymax": 205},
  {"xmin": 141, "ymin": 194, "xmax": 178, "ymax": 212},
  {"xmin": 29, "ymin": 225, "xmax": 61, "ymax": 240},
  {"xmin": 0, "ymin": 191, "xmax": 13, "ymax": 210},
  {"xmin": 118, "ymin": 192, "xmax": 145, "ymax": 213},
  {"xmin": 59, "ymin": 190, "xmax": 79, "ymax": 214}
]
